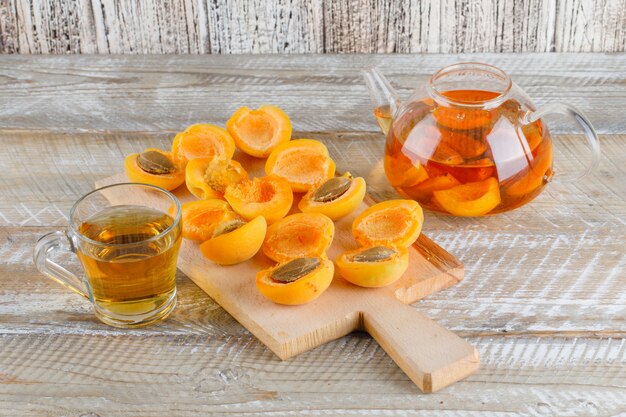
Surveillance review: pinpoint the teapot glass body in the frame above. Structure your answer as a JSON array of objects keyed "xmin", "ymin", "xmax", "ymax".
[{"xmin": 365, "ymin": 62, "xmax": 599, "ymax": 216}]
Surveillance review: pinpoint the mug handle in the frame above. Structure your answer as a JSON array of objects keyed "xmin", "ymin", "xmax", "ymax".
[
  {"xmin": 525, "ymin": 103, "xmax": 601, "ymax": 182},
  {"xmin": 33, "ymin": 231, "xmax": 90, "ymax": 299}
]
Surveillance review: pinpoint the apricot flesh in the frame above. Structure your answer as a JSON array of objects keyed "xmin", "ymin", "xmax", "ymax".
[
  {"xmin": 186, "ymin": 157, "xmax": 248, "ymax": 200},
  {"xmin": 265, "ymin": 139, "xmax": 336, "ymax": 192},
  {"xmin": 433, "ymin": 177, "xmax": 501, "ymax": 216},
  {"xmin": 336, "ymin": 246, "xmax": 409, "ymax": 288},
  {"xmin": 226, "ymin": 105, "xmax": 292, "ymax": 158},
  {"xmin": 172, "ymin": 124, "xmax": 236, "ymax": 168},
  {"xmin": 352, "ymin": 200, "xmax": 424, "ymax": 248},
  {"xmin": 263, "ymin": 212, "xmax": 335, "ymax": 263},
  {"xmin": 200, "ymin": 216, "xmax": 267, "ymax": 265},
  {"xmin": 171, "ymin": 199, "xmax": 238, "ymax": 242},
  {"xmin": 224, "ymin": 175, "xmax": 293, "ymax": 225},
  {"xmin": 298, "ymin": 173, "xmax": 367, "ymax": 221},
  {"xmin": 256, "ymin": 257, "xmax": 334, "ymax": 305},
  {"xmin": 124, "ymin": 148, "xmax": 185, "ymax": 191}
]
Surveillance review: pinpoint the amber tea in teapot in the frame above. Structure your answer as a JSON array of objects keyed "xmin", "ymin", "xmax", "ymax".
[{"xmin": 365, "ymin": 63, "xmax": 599, "ymax": 216}]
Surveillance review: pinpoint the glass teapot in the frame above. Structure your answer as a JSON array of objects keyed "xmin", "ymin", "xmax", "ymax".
[{"xmin": 363, "ymin": 62, "xmax": 600, "ymax": 216}]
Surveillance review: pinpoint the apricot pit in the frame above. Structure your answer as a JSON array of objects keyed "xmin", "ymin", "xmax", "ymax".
[
  {"xmin": 200, "ymin": 216, "xmax": 267, "ymax": 265},
  {"xmin": 124, "ymin": 148, "xmax": 185, "ymax": 191},
  {"xmin": 298, "ymin": 173, "xmax": 367, "ymax": 221},
  {"xmin": 336, "ymin": 246, "xmax": 409, "ymax": 288}
]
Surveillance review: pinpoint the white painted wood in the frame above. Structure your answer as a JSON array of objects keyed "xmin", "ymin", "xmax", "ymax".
[
  {"xmin": 0, "ymin": 54, "xmax": 623, "ymax": 134},
  {"xmin": 0, "ymin": 54, "xmax": 624, "ymax": 412},
  {"xmin": 0, "ymin": 0, "xmax": 624, "ymax": 53}
]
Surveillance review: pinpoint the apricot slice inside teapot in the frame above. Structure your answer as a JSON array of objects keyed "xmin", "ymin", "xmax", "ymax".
[{"xmin": 433, "ymin": 177, "xmax": 501, "ymax": 216}]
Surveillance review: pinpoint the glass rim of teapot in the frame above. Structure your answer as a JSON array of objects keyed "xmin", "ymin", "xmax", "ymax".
[
  {"xmin": 67, "ymin": 182, "xmax": 182, "ymax": 248},
  {"xmin": 426, "ymin": 62, "xmax": 513, "ymax": 108}
]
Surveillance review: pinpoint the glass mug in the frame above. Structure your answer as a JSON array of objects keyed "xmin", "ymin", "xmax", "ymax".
[
  {"xmin": 34, "ymin": 183, "xmax": 182, "ymax": 328},
  {"xmin": 364, "ymin": 62, "xmax": 601, "ymax": 216}
]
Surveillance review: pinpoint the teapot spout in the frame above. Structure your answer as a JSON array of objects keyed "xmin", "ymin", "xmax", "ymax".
[{"xmin": 363, "ymin": 66, "xmax": 400, "ymax": 135}]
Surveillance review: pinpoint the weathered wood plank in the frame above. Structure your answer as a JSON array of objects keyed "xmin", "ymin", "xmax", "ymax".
[
  {"xmin": 4, "ymin": 222, "xmax": 624, "ymax": 337},
  {"xmin": 1, "ymin": 135, "xmax": 623, "ymax": 339},
  {"xmin": 0, "ymin": 0, "xmax": 624, "ymax": 54},
  {"xmin": 0, "ymin": 131, "xmax": 623, "ymax": 229},
  {"xmin": 0, "ymin": 54, "xmax": 623, "ymax": 133},
  {"xmin": 0, "ymin": 334, "xmax": 624, "ymax": 416}
]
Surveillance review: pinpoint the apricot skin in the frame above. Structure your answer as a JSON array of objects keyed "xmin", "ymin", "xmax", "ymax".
[
  {"xmin": 224, "ymin": 175, "xmax": 293, "ymax": 225},
  {"xmin": 336, "ymin": 246, "xmax": 409, "ymax": 288},
  {"xmin": 433, "ymin": 177, "xmax": 501, "ymax": 216},
  {"xmin": 256, "ymin": 258, "xmax": 334, "ymax": 305},
  {"xmin": 263, "ymin": 212, "xmax": 335, "ymax": 263},
  {"xmin": 124, "ymin": 148, "xmax": 185, "ymax": 191},
  {"xmin": 352, "ymin": 200, "xmax": 424, "ymax": 248},
  {"xmin": 200, "ymin": 216, "xmax": 267, "ymax": 265},
  {"xmin": 298, "ymin": 176, "xmax": 367, "ymax": 221}
]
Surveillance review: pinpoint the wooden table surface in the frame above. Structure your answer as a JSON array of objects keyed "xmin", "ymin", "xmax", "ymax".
[{"xmin": 0, "ymin": 53, "xmax": 624, "ymax": 416}]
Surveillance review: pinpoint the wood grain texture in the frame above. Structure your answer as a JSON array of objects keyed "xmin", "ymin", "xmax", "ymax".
[
  {"xmin": 0, "ymin": 54, "xmax": 624, "ymax": 134},
  {"xmin": 0, "ymin": 55, "xmax": 625, "ymax": 413},
  {"xmin": 0, "ymin": 0, "xmax": 624, "ymax": 53},
  {"xmin": 0, "ymin": 334, "xmax": 624, "ymax": 416}
]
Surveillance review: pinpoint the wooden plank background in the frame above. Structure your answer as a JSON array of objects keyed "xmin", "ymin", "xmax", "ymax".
[
  {"xmin": 0, "ymin": 53, "xmax": 624, "ymax": 414},
  {"xmin": 0, "ymin": 0, "xmax": 624, "ymax": 54}
]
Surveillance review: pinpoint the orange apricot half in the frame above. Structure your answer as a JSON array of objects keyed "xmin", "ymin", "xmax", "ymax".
[
  {"xmin": 172, "ymin": 124, "xmax": 236, "ymax": 168},
  {"xmin": 226, "ymin": 105, "xmax": 292, "ymax": 158},
  {"xmin": 170, "ymin": 199, "xmax": 238, "ymax": 242},
  {"xmin": 352, "ymin": 200, "xmax": 424, "ymax": 248},
  {"xmin": 405, "ymin": 173, "xmax": 461, "ymax": 201},
  {"xmin": 433, "ymin": 177, "xmax": 501, "ymax": 216},
  {"xmin": 336, "ymin": 246, "xmax": 409, "ymax": 288},
  {"xmin": 298, "ymin": 173, "xmax": 366, "ymax": 221},
  {"xmin": 200, "ymin": 216, "xmax": 267, "ymax": 265},
  {"xmin": 186, "ymin": 157, "xmax": 248, "ymax": 200},
  {"xmin": 124, "ymin": 148, "xmax": 185, "ymax": 191},
  {"xmin": 265, "ymin": 139, "xmax": 336, "ymax": 192},
  {"xmin": 224, "ymin": 175, "xmax": 293, "ymax": 225},
  {"xmin": 263, "ymin": 212, "xmax": 335, "ymax": 263},
  {"xmin": 256, "ymin": 257, "xmax": 334, "ymax": 305},
  {"xmin": 384, "ymin": 153, "xmax": 429, "ymax": 188}
]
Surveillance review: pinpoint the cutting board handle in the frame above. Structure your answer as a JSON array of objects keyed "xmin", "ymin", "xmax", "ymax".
[{"xmin": 363, "ymin": 298, "xmax": 479, "ymax": 393}]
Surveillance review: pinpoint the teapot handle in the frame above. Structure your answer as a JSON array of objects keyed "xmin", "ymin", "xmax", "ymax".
[{"xmin": 525, "ymin": 103, "xmax": 600, "ymax": 182}]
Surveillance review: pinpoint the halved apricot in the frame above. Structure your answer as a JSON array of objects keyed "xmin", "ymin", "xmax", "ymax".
[
  {"xmin": 124, "ymin": 148, "xmax": 185, "ymax": 191},
  {"xmin": 263, "ymin": 212, "xmax": 335, "ymax": 263},
  {"xmin": 265, "ymin": 139, "xmax": 336, "ymax": 192},
  {"xmin": 440, "ymin": 130, "xmax": 487, "ymax": 159},
  {"xmin": 336, "ymin": 246, "xmax": 409, "ymax": 288},
  {"xmin": 506, "ymin": 139, "xmax": 553, "ymax": 197},
  {"xmin": 298, "ymin": 173, "xmax": 366, "ymax": 221},
  {"xmin": 200, "ymin": 216, "xmax": 267, "ymax": 265},
  {"xmin": 405, "ymin": 173, "xmax": 461, "ymax": 201},
  {"xmin": 172, "ymin": 124, "xmax": 236, "ymax": 168},
  {"xmin": 433, "ymin": 177, "xmax": 501, "ymax": 216},
  {"xmin": 226, "ymin": 105, "xmax": 292, "ymax": 158},
  {"xmin": 170, "ymin": 199, "xmax": 238, "ymax": 241},
  {"xmin": 256, "ymin": 257, "xmax": 334, "ymax": 305},
  {"xmin": 224, "ymin": 175, "xmax": 293, "ymax": 225},
  {"xmin": 186, "ymin": 157, "xmax": 248, "ymax": 200},
  {"xmin": 384, "ymin": 152, "xmax": 429, "ymax": 187},
  {"xmin": 352, "ymin": 200, "xmax": 424, "ymax": 248}
]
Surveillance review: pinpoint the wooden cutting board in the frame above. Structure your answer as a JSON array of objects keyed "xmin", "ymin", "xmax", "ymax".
[{"xmin": 96, "ymin": 155, "xmax": 478, "ymax": 393}]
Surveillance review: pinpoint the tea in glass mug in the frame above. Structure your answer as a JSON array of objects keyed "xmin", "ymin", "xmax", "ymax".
[{"xmin": 34, "ymin": 183, "xmax": 182, "ymax": 328}]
